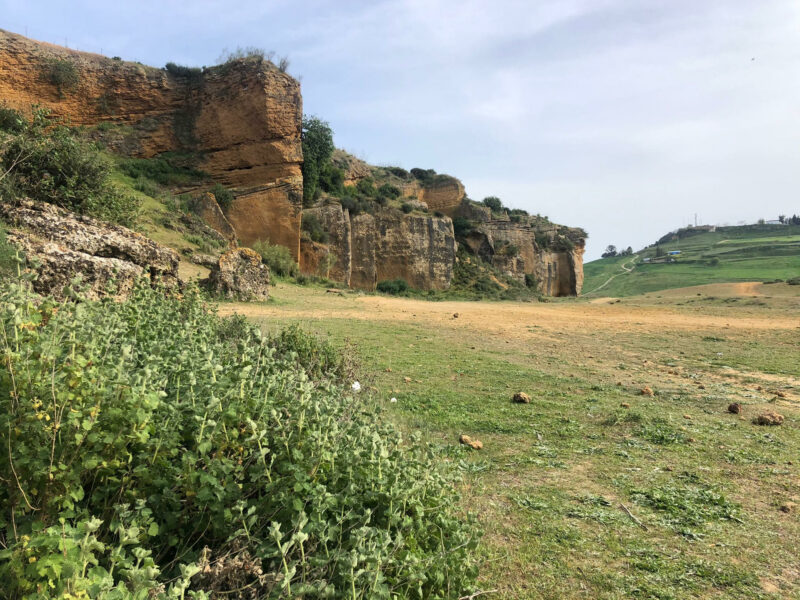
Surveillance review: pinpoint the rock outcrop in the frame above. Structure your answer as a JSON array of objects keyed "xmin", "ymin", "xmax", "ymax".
[
  {"xmin": 1, "ymin": 199, "xmax": 180, "ymax": 299},
  {"xmin": 0, "ymin": 30, "xmax": 585, "ymax": 296},
  {"xmin": 301, "ymin": 204, "xmax": 456, "ymax": 290},
  {"xmin": 204, "ymin": 247, "xmax": 270, "ymax": 301},
  {"xmin": 455, "ymin": 201, "xmax": 585, "ymax": 296},
  {"xmin": 0, "ymin": 28, "xmax": 302, "ymax": 254}
]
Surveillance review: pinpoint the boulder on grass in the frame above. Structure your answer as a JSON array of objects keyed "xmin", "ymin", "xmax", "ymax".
[
  {"xmin": 205, "ymin": 248, "xmax": 269, "ymax": 301},
  {"xmin": 1, "ymin": 199, "xmax": 180, "ymax": 300}
]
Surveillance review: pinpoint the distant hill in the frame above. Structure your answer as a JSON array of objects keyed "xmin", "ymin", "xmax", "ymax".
[{"xmin": 583, "ymin": 223, "xmax": 800, "ymax": 296}]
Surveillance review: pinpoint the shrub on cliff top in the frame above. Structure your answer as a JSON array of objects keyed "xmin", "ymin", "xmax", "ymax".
[
  {"xmin": 0, "ymin": 107, "xmax": 139, "ymax": 226},
  {"xmin": 0, "ymin": 280, "xmax": 479, "ymax": 598}
]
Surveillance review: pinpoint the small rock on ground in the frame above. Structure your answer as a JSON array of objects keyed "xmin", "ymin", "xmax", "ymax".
[
  {"xmin": 728, "ymin": 402, "xmax": 742, "ymax": 414},
  {"xmin": 640, "ymin": 386, "xmax": 654, "ymax": 397},
  {"xmin": 513, "ymin": 392, "xmax": 531, "ymax": 404},
  {"xmin": 753, "ymin": 411, "xmax": 784, "ymax": 426},
  {"xmin": 459, "ymin": 434, "xmax": 483, "ymax": 450}
]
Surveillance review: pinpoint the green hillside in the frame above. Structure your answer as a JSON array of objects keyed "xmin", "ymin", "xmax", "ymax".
[{"xmin": 583, "ymin": 224, "xmax": 800, "ymax": 296}]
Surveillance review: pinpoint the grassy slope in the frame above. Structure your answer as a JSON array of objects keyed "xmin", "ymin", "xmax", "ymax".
[
  {"xmin": 584, "ymin": 225, "xmax": 800, "ymax": 297},
  {"xmin": 229, "ymin": 282, "xmax": 800, "ymax": 600}
]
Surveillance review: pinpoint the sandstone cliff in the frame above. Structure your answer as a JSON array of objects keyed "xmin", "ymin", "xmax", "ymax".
[
  {"xmin": 0, "ymin": 28, "xmax": 303, "ymax": 254},
  {"xmin": 301, "ymin": 204, "xmax": 455, "ymax": 290},
  {"xmin": 457, "ymin": 200, "xmax": 585, "ymax": 296},
  {"xmin": 0, "ymin": 30, "xmax": 585, "ymax": 296}
]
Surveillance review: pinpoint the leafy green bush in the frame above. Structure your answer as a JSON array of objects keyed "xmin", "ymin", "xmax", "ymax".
[
  {"xmin": 400, "ymin": 202, "xmax": 413, "ymax": 214},
  {"xmin": 482, "ymin": 196, "xmax": 503, "ymax": 212},
  {"xmin": 211, "ymin": 182, "xmax": 234, "ymax": 210},
  {"xmin": 376, "ymin": 278, "xmax": 409, "ymax": 295},
  {"xmin": 787, "ymin": 276, "xmax": 800, "ymax": 286},
  {"xmin": 302, "ymin": 116, "xmax": 335, "ymax": 206},
  {"xmin": 0, "ymin": 106, "xmax": 25, "ymax": 133},
  {"xmin": 384, "ymin": 166, "xmax": 409, "ymax": 179},
  {"xmin": 377, "ymin": 183, "xmax": 401, "ymax": 200},
  {"xmin": 452, "ymin": 216, "xmax": 473, "ymax": 238},
  {"xmin": 0, "ymin": 108, "xmax": 139, "ymax": 226},
  {"xmin": 0, "ymin": 281, "xmax": 479, "ymax": 598},
  {"xmin": 118, "ymin": 154, "xmax": 206, "ymax": 187},
  {"xmin": 164, "ymin": 62, "xmax": 203, "ymax": 80},
  {"xmin": 41, "ymin": 58, "xmax": 79, "ymax": 97},
  {"xmin": 0, "ymin": 223, "xmax": 19, "ymax": 278},
  {"xmin": 301, "ymin": 212, "xmax": 329, "ymax": 243},
  {"xmin": 339, "ymin": 193, "xmax": 373, "ymax": 216},
  {"xmin": 355, "ymin": 177, "xmax": 377, "ymax": 197},
  {"xmin": 252, "ymin": 239, "xmax": 299, "ymax": 277}
]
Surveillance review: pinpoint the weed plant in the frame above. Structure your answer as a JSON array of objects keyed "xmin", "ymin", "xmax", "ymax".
[{"xmin": 0, "ymin": 280, "xmax": 479, "ymax": 598}]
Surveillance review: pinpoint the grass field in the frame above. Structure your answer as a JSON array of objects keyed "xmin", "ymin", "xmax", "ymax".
[
  {"xmin": 220, "ymin": 281, "xmax": 800, "ymax": 599},
  {"xmin": 584, "ymin": 224, "xmax": 800, "ymax": 297}
]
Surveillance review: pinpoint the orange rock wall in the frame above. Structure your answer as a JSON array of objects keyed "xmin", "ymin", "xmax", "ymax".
[{"xmin": 0, "ymin": 29, "xmax": 303, "ymax": 251}]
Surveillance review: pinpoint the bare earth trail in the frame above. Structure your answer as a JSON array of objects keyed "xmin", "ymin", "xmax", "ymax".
[
  {"xmin": 582, "ymin": 254, "xmax": 638, "ymax": 295},
  {"xmin": 221, "ymin": 280, "xmax": 800, "ymax": 396}
]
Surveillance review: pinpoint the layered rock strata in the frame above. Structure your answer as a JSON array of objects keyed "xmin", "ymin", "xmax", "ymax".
[{"xmin": 0, "ymin": 28, "xmax": 302, "ymax": 254}]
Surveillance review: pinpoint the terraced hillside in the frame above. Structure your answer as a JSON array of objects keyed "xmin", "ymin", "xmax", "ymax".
[{"xmin": 584, "ymin": 224, "xmax": 800, "ymax": 296}]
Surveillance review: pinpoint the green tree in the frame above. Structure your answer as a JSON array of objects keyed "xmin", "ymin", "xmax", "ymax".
[
  {"xmin": 482, "ymin": 196, "xmax": 503, "ymax": 212},
  {"xmin": 301, "ymin": 115, "xmax": 335, "ymax": 206}
]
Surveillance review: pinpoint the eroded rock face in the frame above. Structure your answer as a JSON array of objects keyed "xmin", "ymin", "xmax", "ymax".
[
  {"xmin": 455, "ymin": 201, "xmax": 585, "ymax": 296},
  {"xmin": 195, "ymin": 193, "xmax": 237, "ymax": 244},
  {"xmin": 0, "ymin": 29, "xmax": 303, "ymax": 255},
  {"xmin": 205, "ymin": 247, "xmax": 269, "ymax": 301},
  {"xmin": 301, "ymin": 204, "xmax": 352, "ymax": 283},
  {"xmin": 1, "ymin": 199, "xmax": 180, "ymax": 299},
  {"xmin": 300, "ymin": 208, "xmax": 456, "ymax": 290}
]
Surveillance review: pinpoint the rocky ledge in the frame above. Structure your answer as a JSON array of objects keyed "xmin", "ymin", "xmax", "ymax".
[{"xmin": 1, "ymin": 199, "xmax": 180, "ymax": 299}]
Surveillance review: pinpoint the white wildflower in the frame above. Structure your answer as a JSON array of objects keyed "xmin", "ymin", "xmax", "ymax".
[
  {"xmin": 390, "ymin": 397, "xmax": 397, "ymax": 403},
  {"xmin": 351, "ymin": 381, "xmax": 361, "ymax": 392}
]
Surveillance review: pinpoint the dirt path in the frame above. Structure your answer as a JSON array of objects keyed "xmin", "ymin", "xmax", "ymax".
[
  {"xmin": 220, "ymin": 291, "xmax": 799, "ymax": 337},
  {"xmin": 583, "ymin": 255, "xmax": 638, "ymax": 295}
]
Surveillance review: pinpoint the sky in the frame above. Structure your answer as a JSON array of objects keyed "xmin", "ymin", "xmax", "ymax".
[{"xmin": 3, "ymin": 0, "xmax": 799, "ymax": 260}]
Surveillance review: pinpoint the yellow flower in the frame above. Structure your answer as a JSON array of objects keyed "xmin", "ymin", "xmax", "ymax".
[{"xmin": 28, "ymin": 556, "xmax": 37, "ymax": 563}]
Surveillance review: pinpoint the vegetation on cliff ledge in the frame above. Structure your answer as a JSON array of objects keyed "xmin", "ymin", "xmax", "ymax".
[
  {"xmin": 0, "ymin": 278, "xmax": 480, "ymax": 598},
  {"xmin": 0, "ymin": 106, "xmax": 139, "ymax": 226}
]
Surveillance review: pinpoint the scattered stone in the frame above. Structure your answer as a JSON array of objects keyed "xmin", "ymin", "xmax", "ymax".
[
  {"xmin": 453, "ymin": 313, "xmax": 459, "ymax": 319},
  {"xmin": 512, "ymin": 392, "xmax": 531, "ymax": 404},
  {"xmin": 204, "ymin": 248, "xmax": 270, "ymax": 301},
  {"xmin": 756, "ymin": 385, "xmax": 763, "ymax": 391},
  {"xmin": 616, "ymin": 382, "xmax": 623, "ymax": 386},
  {"xmin": 620, "ymin": 402, "xmax": 630, "ymax": 408},
  {"xmin": 753, "ymin": 412, "xmax": 784, "ymax": 426},
  {"xmin": 403, "ymin": 377, "xmax": 412, "ymax": 383},
  {"xmin": 326, "ymin": 288, "xmax": 342, "ymax": 294},
  {"xmin": 385, "ymin": 367, "xmax": 393, "ymax": 372},
  {"xmin": 683, "ymin": 414, "xmax": 692, "ymax": 420},
  {"xmin": 688, "ymin": 437, "xmax": 697, "ymax": 443},
  {"xmin": 640, "ymin": 386, "xmax": 654, "ymax": 397},
  {"xmin": 779, "ymin": 502, "xmax": 796, "ymax": 514},
  {"xmin": 697, "ymin": 384, "xmax": 706, "ymax": 390},
  {"xmin": 459, "ymin": 434, "xmax": 483, "ymax": 450},
  {"xmin": 773, "ymin": 390, "xmax": 787, "ymax": 398},
  {"xmin": 664, "ymin": 465, "xmax": 674, "ymax": 472},
  {"xmin": 727, "ymin": 402, "xmax": 742, "ymax": 415}
]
